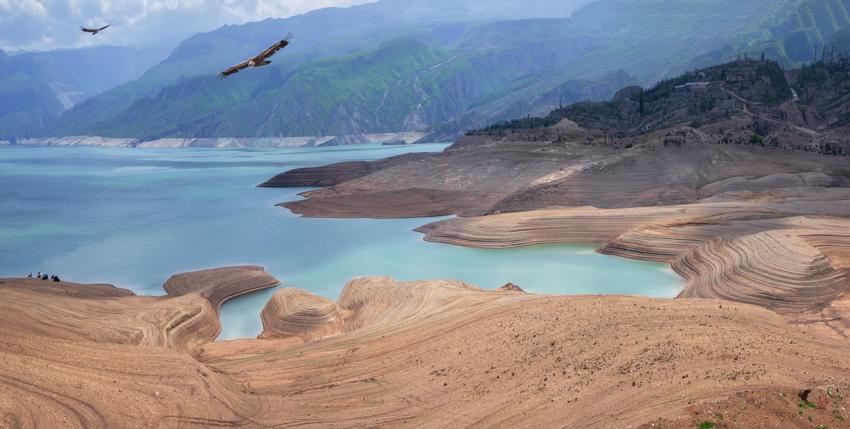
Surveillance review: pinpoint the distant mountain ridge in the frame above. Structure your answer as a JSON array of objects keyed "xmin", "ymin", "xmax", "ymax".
[
  {"xmin": 10, "ymin": 0, "xmax": 850, "ymax": 145},
  {"xmin": 0, "ymin": 46, "xmax": 169, "ymax": 139}
]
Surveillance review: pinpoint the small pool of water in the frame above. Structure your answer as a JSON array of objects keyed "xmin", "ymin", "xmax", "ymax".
[{"xmin": 0, "ymin": 144, "xmax": 682, "ymax": 340}]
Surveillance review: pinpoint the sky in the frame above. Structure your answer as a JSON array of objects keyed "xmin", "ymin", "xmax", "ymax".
[{"xmin": 0, "ymin": 0, "xmax": 374, "ymax": 52}]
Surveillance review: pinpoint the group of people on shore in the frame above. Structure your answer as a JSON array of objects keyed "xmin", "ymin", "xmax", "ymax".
[{"xmin": 27, "ymin": 272, "xmax": 61, "ymax": 282}]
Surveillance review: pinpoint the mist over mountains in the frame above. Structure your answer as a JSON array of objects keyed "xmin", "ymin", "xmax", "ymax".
[
  {"xmin": 5, "ymin": 0, "xmax": 850, "ymax": 144},
  {"xmin": 0, "ymin": 45, "xmax": 169, "ymax": 138}
]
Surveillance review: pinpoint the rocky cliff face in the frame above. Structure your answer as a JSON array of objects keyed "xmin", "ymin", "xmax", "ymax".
[
  {"xmin": 478, "ymin": 58, "xmax": 850, "ymax": 156},
  {"xmin": 546, "ymin": 59, "xmax": 792, "ymax": 134}
]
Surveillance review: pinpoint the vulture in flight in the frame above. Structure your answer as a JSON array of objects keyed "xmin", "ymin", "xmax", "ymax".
[
  {"xmin": 219, "ymin": 34, "xmax": 293, "ymax": 79},
  {"xmin": 81, "ymin": 25, "xmax": 110, "ymax": 35}
]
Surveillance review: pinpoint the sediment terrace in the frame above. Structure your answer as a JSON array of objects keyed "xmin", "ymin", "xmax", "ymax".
[
  {"xmin": 271, "ymin": 134, "xmax": 850, "ymax": 340},
  {"xmin": 0, "ymin": 267, "xmax": 279, "ymax": 356},
  {"xmin": 418, "ymin": 201, "xmax": 850, "ymax": 338},
  {"xmin": 4, "ymin": 134, "xmax": 850, "ymax": 426},
  {"xmin": 251, "ymin": 134, "xmax": 850, "ymax": 426},
  {"xmin": 4, "ymin": 272, "xmax": 850, "ymax": 428},
  {"xmin": 274, "ymin": 138, "xmax": 850, "ymax": 218}
]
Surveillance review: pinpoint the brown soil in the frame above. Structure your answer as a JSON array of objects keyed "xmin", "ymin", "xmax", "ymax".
[
  {"xmin": 4, "ymin": 134, "xmax": 850, "ymax": 427},
  {"xmin": 3, "ymin": 273, "xmax": 850, "ymax": 428},
  {"xmin": 640, "ymin": 385, "xmax": 850, "ymax": 428}
]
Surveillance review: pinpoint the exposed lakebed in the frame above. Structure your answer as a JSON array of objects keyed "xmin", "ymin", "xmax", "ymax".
[{"xmin": 0, "ymin": 144, "xmax": 681, "ymax": 339}]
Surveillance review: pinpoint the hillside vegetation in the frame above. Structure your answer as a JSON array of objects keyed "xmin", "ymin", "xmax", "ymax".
[
  {"xmin": 16, "ymin": 0, "xmax": 850, "ymax": 143},
  {"xmin": 478, "ymin": 57, "xmax": 850, "ymax": 156},
  {"xmin": 0, "ymin": 46, "xmax": 167, "ymax": 139}
]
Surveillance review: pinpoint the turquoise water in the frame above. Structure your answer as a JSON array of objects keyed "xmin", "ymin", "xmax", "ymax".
[{"xmin": 0, "ymin": 144, "xmax": 682, "ymax": 339}]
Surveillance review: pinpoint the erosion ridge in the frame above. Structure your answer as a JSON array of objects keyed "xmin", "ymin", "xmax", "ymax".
[
  {"xmin": 265, "ymin": 59, "xmax": 850, "ymax": 219},
  {"xmin": 259, "ymin": 152, "xmax": 432, "ymax": 188},
  {"xmin": 262, "ymin": 59, "xmax": 850, "ymax": 341},
  {"xmin": 4, "ymin": 274, "xmax": 850, "ymax": 427},
  {"xmin": 259, "ymin": 288, "xmax": 345, "ymax": 342},
  {"xmin": 419, "ymin": 204, "xmax": 850, "ymax": 334},
  {"xmin": 0, "ymin": 266, "xmax": 279, "ymax": 356},
  {"xmin": 248, "ymin": 57, "xmax": 850, "ymax": 427},
  {"xmin": 6, "ymin": 56, "xmax": 850, "ymax": 427}
]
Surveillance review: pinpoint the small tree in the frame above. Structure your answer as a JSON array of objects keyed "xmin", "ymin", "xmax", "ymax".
[{"xmin": 638, "ymin": 90, "xmax": 645, "ymax": 116}]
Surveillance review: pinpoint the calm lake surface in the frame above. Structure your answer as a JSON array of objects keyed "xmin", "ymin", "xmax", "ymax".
[{"xmin": 0, "ymin": 144, "xmax": 682, "ymax": 339}]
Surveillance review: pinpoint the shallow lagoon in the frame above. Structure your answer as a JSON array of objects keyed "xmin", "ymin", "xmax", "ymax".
[{"xmin": 0, "ymin": 144, "xmax": 682, "ymax": 339}]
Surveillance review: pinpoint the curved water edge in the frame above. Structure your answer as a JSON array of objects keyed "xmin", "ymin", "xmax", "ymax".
[
  {"xmin": 217, "ymin": 240, "xmax": 682, "ymax": 340},
  {"xmin": 0, "ymin": 144, "xmax": 682, "ymax": 340}
]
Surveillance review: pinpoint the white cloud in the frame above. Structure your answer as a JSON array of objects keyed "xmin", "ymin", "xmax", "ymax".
[
  {"xmin": 0, "ymin": 0, "xmax": 374, "ymax": 51},
  {"xmin": 149, "ymin": 0, "xmax": 205, "ymax": 12},
  {"xmin": 0, "ymin": 0, "xmax": 48, "ymax": 17}
]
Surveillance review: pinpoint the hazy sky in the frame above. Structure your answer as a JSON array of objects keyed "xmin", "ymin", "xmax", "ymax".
[{"xmin": 0, "ymin": 0, "xmax": 374, "ymax": 52}]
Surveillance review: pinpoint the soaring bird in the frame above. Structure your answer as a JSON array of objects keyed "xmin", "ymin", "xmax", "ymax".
[
  {"xmin": 81, "ymin": 25, "xmax": 110, "ymax": 35},
  {"xmin": 219, "ymin": 34, "xmax": 293, "ymax": 79}
]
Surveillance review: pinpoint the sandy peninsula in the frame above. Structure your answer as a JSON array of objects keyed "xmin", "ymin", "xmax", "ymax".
[
  {"xmin": 6, "ymin": 140, "xmax": 848, "ymax": 427},
  {"xmin": 6, "ymin": 59, "xmax": 850, "ymax": 427},
  {"xmin": 2, "ymin": 270, "xmax": 850, "ymax": 428},
  {"xmin": 248, "ymin": 81, "xmax": 850, "ymax": 426}
]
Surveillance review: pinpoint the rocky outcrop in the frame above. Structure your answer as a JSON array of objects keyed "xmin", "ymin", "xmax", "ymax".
[
  {"xmin": 274, "ymin": 138, "xmax": 623, "ymax": 217},
  {"xmin": 282, "ymin": 188, "xmax": 502, "ymax": 218},
  {"xmin": 473, "ymin": 58, "xmax": 850, "ymax": 157},
  {"xmin": 272, "ymin": 129, "xmax": 850, "ymax": 219},
  {"xmin": 489, "ymin": 143, "xmax": 848, "ymax": 213},
  {"xmin": 259, "ymin": 152, "xmax": 433, "ymax": 188},
  {"xmin": 260, "ymin": 161, "xmax": 378, "ymax": 188},
  {"xmin": 500, "ymin": 282, "xmax": 525, "ymax": 292}
]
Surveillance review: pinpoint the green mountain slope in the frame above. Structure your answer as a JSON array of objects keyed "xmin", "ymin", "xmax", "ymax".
[
  {"xmin": 40, "ymin": 0, "xmax": 850, "ymax": 142},
  {"xmin": 45, "ymin": 0, "xmax": 591, "ymax": 138},
  {"xmin": 0, "ymin": 46, "xmax": 168, "ymax": 139}
]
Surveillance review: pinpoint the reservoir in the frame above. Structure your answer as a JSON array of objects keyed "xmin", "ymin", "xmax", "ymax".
[{"xmin": 0, "ymin": 144, "xmax": 682, "ymax": 339}]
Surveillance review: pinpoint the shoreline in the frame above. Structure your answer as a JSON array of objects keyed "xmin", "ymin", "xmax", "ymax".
[
  {"xmin": 3, "ymin": 270, "xmax": 850, "ymax": 427},
  {"xmin": 414, "ymin": 203, "xmax": 850, "ymax": 338},
  {"xmin": 263, "ymin": 136, "xmax": 850, "ymax": 341},
  {"xmin": 0, "ymin": 132, "xmax": 432, "ymax": 149},
  {"xmin": 3, "ymin": 135, "xmax": 850, "ymax": 425}
]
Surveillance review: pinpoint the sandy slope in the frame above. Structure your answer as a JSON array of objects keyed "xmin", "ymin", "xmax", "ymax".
[
  {"xmin": 4, "ymin": 135, "xmax": 850, "ymax": 426},
  {"xmin": 419, "ymin": 204, "xmax": 850, "ymax": 338},
  {"xmin": 0, "ymin": 267, "xmax": 279, "ymax": 356},
  {"xmin": 250, "ymin": 135, "xmax": 850, "ymax": 426},
  {"xmin": 275, "ymin": 138, "xmax": 850, "ymax": 218},
  {"xmin": 2, "ymin": 273, "xmax": 850, "ymax": 428}
]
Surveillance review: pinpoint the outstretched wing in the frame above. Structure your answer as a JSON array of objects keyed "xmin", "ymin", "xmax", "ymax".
[
  {"xmin": 218, "ymin": 60, "xmax": 250, "ymax": 79},
  {"xmin": 253, "ymin": 33, "xmax": 293, "ymax": 62},
  {"xmin": 97, "ymin": 25, "xmax": 110, "ymax": 32}
]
